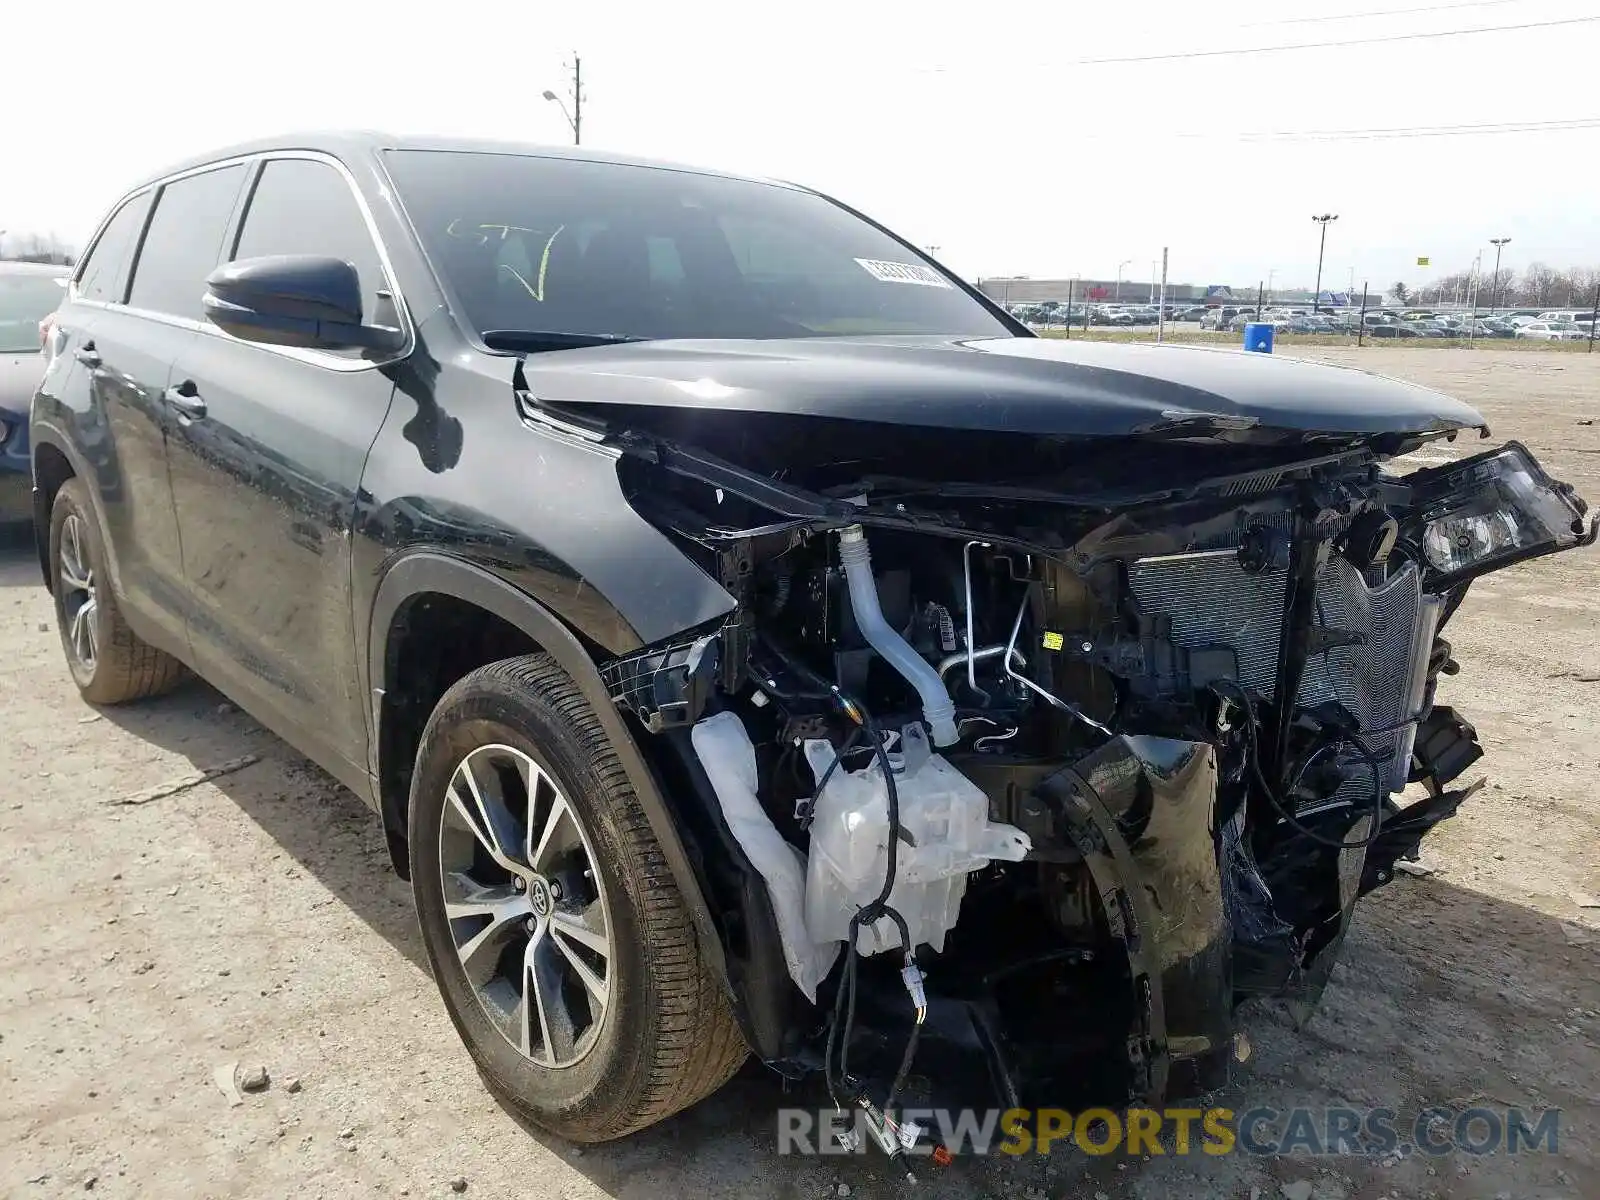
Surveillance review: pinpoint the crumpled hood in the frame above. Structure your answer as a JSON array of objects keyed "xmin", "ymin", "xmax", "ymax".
[{"xmin": 521, "ymin": 335, "xmax": 1487, "ymax": 439}]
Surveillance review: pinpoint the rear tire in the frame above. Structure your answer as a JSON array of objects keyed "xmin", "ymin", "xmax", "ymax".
[
  {"xmin": 408, "ymin": 653, "xmax": 746, "ymax": 1142},
  {"xmin": 48, "ymin": 478, "xmax": 186, "ymax": 704}
]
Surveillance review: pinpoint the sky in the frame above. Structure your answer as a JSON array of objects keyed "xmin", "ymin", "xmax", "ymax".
[{"xmin": 4, "ymin": 0, "xmax": 1597, "ymax": 292}]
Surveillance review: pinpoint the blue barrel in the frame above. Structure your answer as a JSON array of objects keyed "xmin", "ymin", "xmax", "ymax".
[{"xmin": 1242, "ymin": 322, "xmax": 1275, "ymax": 353}]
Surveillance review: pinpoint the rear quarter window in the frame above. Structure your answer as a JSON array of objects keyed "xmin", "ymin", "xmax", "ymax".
[
  {"xmin": 127, "ymin": 164, "xmax": 247, "ymax": 321},
  {"xmin": 75, "ymin": 192, "xmax": 154, "ymax": 304}
]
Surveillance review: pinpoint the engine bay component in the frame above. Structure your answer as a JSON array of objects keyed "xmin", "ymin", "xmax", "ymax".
[
  {"xmin": 691, "ymin": 712, "xmax": 840, "ymax": 999},
  {"xmin": 803, "ymin": 722, "xmax": 1031, "ymax": 954},
  {"xmin": 594, "ymin": 414, "xmax": 1595, "ymax": 1139},
  {"xmin": 837, "ymin": 524, "xmax": 961, "ymax": 746}
]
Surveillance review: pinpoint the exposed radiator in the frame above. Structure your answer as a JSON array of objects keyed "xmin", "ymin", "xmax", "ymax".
[{"xmin": 1128, "ymin": 549, "xmax": 1440, "ymax": 795}]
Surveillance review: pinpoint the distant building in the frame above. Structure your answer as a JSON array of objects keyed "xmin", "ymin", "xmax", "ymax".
[
  {"xmin": 976, "ymin": 277, "xmax": 1209, "ymax": 305},
  {"xmin": 975, "ymin": 276, "xmax": 1380, "ymax": 309}
]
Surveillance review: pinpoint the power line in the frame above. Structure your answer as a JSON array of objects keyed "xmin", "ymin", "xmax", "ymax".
[
  {"xmin": 1239, "ymin": 0, "xmax": 1530, "ymax": 30},
  {"xmin": 1066, "ymin": 115, "xmax": 1600, "ymax": 144},
  {"xmin": 1235, "ymin": 115, "xmax": 1600, "ymax": 141},
  {"xmin": 1072, "ymin": 15, "xmax": 1600, "ymax": 66}
]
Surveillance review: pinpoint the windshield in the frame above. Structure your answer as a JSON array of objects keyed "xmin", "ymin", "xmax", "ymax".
[
  {"xmin": 384, "ymin": 150, "xmax": 1012, "ymax": 343},
  {"xmin": 0, "ymin": 271, "xmax": 65, "ymax": 354}
]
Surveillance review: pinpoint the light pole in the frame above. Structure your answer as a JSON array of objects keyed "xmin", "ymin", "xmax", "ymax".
[
  {"xmin": 1266, "ymin": 268, "xmax": 1276, "ymax": 305},
  {"xmin": 1311, "ymin": 214, "xmax": 1338, "ymax": 314},
  {"xmin": 1488, "ymin": 237, "xmax": 1510, "ymax": 316},
  {"xmin": 542, "ymin": 54, "xmax": 582, "ymax": 145},
  {"xmin": 1115, "ymin": 259, "xmax": 1132, "ymax": 301}
]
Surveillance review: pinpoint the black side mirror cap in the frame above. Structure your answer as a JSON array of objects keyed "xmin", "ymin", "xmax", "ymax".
[{"xmin": 204, "ymin": 254, "xmax": 404, "ymax": 354}]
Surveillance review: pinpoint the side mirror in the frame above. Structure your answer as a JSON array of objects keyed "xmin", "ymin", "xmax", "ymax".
[{"xmin": 203, "ymin": 255, "xmax": 404, "ymax": 354}]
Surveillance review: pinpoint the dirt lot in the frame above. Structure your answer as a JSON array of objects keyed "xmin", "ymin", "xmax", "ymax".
[{"xmin": 2, "ymin": 347, "xmax": 1597, "ymax": 1200}]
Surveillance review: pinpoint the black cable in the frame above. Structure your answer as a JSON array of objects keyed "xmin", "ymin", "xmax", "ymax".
[
  {"xmin": 1211, "ymin": 680, "xmax": 1387, "ymax": 851},
  {"xmin": 800, "ymin": 726, "xmax": 863, "ymax": 830},
  {"xmin": 885, "ymin": 1016, "xmax": 923, "ymax": 1112},
  {"xmin": 823, "ymin": 703, "xmax": 919, "ymax": 1114},
  {"xmin": 1275, "ymin": 734, "xmax": 1387, "ymax": 850}
]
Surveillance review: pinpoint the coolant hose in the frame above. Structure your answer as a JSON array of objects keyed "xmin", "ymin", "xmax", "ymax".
[{"xmin": 836, "ymin": 524, "xmax": 960, "ymax": 746}]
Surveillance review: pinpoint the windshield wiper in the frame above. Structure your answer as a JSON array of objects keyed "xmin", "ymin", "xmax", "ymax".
[{"xmin": 481, "ymin": 329, "xmax": 645, "ymax": 353}]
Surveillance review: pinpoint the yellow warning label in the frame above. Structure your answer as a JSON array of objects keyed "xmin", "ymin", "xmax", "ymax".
[{"xmin": 1041, "ymin": 631, "xmax": 1065, "ymax": 651}]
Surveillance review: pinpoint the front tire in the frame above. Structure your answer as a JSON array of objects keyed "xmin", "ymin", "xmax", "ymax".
[
  {"xmin": 48, "ymin": 478, "xmax": 186, "ymax": 704},
  {"xmin": 408, "ymin": 654, "xmax": 747, "ymax": 1142}
]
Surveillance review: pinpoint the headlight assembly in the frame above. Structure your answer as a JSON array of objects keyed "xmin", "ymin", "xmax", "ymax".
[{"xmin": 1405, "ymin": 441, "xmax": 1596, "ymax": 587}]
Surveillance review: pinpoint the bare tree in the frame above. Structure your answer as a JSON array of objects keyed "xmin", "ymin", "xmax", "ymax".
[
  {"xmin": 1521, "ymin": 263, "xmax": 1559, "ymax": 307},
  {"xmin": 0, "ymin": 230, "xmax": 75, "ymax": 265}
]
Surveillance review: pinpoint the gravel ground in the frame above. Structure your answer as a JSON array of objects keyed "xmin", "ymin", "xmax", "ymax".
[{"xmin": 2, "ymin": 347, "xmax": 1597, "ymax": 1199}]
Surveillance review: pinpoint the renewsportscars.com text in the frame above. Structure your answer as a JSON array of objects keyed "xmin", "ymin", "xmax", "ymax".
[{"xmin": 777, "ymin": 1105, "xmax": 1561, "ymax": 1158}]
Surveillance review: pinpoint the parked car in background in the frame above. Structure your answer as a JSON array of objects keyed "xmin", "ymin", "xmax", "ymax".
[
  {"xmin": 1470, "ymin": 319, "xmax": 1516, "ymax": 338},
  {"xmin": 1199, "ymin": 306, "xmax": 1240, "ymax": 330},
  {"xmin": 1, "ymin": 261, "xmax": 70, "ymax": 515},
  {"xmin": 1516, "ymin": 321, "xmax": 1586, "ymax": 341},
  {"xmin": 1368, "ymin": 323, "xmax": 1421, "ymax": 339},
  {"xmin": 1094, "ymin": 306, "xmax": 1136, "ymax": 326}
]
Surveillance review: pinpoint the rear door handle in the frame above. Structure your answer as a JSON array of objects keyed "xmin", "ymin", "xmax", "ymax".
[
  {"xmin": 74, "ymin": 342, "xmax": 101, "ymax": 368},
  {"xmin": 162, "ymin": 380, "xmax": 207, "ymax": 420}
]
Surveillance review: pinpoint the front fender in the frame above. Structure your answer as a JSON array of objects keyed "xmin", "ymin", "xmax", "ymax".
[{"xmin": 365, "ymin": 551, "xmax": 728, "ymax": 988}]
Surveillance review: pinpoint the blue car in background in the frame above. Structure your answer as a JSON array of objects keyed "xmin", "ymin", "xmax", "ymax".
[{"xmin": 0, "ymin": 261, "xmax": 69, "ymax": 516}]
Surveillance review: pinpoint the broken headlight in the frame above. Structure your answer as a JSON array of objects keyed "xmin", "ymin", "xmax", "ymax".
[{"xmin": 1408, "ymin": 441, "xmax": 1596, "ymax": 587}]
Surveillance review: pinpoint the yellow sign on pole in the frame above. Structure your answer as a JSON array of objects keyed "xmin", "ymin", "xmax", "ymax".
[{"xmin": 1416, "ymin": 256, "xmax": 1431, "ymax": 267}]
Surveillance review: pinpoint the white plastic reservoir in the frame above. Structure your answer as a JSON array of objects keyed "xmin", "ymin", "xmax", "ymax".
[{"xmin": 803, "ymin": 724, "xmax": 1032, "ymax": 955}]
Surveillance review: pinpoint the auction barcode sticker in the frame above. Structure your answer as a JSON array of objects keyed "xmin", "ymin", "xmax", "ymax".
[{"xmin": 854, "ymin": 258, "xmax": 953, "ymax": 288}]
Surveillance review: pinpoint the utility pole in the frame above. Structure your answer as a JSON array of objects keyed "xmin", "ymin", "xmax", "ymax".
[
  {"xmin": 1488, "ymin": 236, "xmax": 1510, "ymax": 316},
  {"xmin": 1311, "ymin": 213, "xmax": 1338, "ymax": 315},
  {"xmin": 1115, "ymin": 260, "xmax": 1131, "ymax": 301},
  {"xmin": 1157, "ymin": 249, "xmax": 1169, "ymax": 343},
  {"xmin": 572, "ymin": 55, "xmax": 582, "ymax": 144},
  {"xmin": 543, "ymin": 54, "xmax": 583, "ymax": 144}
]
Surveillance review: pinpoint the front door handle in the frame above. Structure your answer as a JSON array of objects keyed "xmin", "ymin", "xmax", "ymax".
[
  {"xmin": 74, "ymin": 342, "xmax": 101, "ymax": 368},
  {"xmin": 162, "ymin": 380, "xmax": 207, "ymax": 420}
]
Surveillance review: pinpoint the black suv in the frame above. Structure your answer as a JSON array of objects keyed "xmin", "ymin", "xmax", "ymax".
[{"xmin": 32, "ymin": 133, "xmax": 1594, "ymax": 1149}]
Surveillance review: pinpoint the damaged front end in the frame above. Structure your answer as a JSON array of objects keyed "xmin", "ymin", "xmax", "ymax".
[{"xmin": 583, "ymin": 397, "xmax": 1595, "ymax": 1144}]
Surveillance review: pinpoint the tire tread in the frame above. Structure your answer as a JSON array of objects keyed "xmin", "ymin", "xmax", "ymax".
[
  {"xmin": 420, "ymin": 653, "xmax": 746, "ymax": 1140},
  {"xmin": 51, "ymin": 479, "xmax": 186, "ymax": 705}
]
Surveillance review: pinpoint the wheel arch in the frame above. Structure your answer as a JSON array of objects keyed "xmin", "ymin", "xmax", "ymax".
[
  {"xmin": 29, "ymin": 430, "xmax": 93, "ymax": 594},
  {"xmin": 366, "ymin": 551, "xmax": 727, "ymax": 983}
]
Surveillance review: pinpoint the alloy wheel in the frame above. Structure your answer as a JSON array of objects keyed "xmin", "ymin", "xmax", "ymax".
[
  {"xmin": 58, "ymin": 513, "xmax": 99, "ymax": 672},
  {"xmin": 438, "ymin": 743, "xmax": 613, "ymax": 1069}
]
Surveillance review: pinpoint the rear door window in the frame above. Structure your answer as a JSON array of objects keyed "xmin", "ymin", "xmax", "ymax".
[
  {"xmin": 230, "ymin": 157, "xmax": 389, "ymax": 327},
  {"xmin": 75, "ymin": 192, "xmax": 153, "ymax": 304},
  {"xmin": 127, "ymin": 164, "xmax": 247, "ymax": 321}
]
